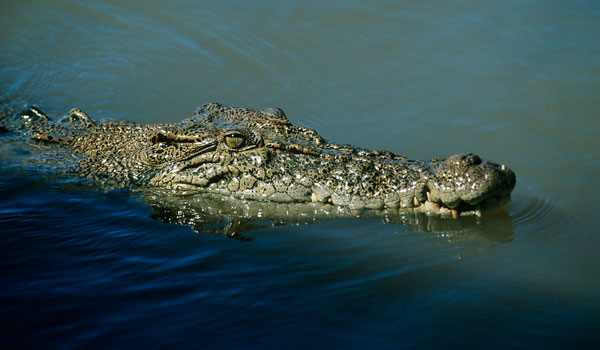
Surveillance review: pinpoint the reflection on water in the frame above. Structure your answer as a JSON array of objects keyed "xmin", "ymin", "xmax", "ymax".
[{"xmin": 144, "ymin": 189, "xmax": 515, "ymax": 247}]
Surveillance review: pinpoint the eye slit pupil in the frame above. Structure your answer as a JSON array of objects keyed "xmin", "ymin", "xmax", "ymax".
[{"xmin": 225, "ymin": 134, "xmax": 245, "ymax": 149}]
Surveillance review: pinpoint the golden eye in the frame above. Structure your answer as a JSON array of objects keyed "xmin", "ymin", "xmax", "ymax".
[{"xmin": 224, "ymin": 134, "xmax": 245, "ymax": 149}]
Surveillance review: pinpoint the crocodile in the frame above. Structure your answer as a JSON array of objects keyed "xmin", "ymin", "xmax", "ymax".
[{"xmin": 0, "ymin": 103, "xmax": 516, "ymax": 218}]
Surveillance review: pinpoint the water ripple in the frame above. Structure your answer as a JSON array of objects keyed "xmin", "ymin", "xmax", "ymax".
[{"xmin": 510, "ymin": 197, "xmax": 557, "ymax": 231}]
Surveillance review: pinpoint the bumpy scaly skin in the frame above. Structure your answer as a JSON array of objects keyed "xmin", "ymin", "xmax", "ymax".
[{"xmin": 3, "ymin": 103, "xmax": 516, "ymax": 217}]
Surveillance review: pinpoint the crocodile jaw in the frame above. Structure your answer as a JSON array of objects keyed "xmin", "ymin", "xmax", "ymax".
[{"xmin": 150, "ymin": 155, "xmax": 516, "ymax": 218}]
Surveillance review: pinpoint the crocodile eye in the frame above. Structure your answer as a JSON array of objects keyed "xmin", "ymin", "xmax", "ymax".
[{"xmin": 224, "ymin": 133, "xmax": 246, "ymax": 149}]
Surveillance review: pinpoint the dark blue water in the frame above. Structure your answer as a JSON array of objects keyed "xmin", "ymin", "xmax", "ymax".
[
  {"xmin": 2, "ymin": 0, "xmax": 600, "ymax": 349},
  {"xmin": 1, "ymin": 164, "xmax": 598, "ymax": 349}
]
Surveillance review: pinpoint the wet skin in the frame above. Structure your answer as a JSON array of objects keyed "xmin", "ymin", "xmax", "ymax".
[{"xmin": 2, "ymin": 103, "xmax": 516, "ymax": 218}]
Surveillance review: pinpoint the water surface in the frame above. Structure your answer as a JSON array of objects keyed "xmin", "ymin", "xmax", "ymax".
[{"xmin": 1, "ymin": 1, "xmax": 599, "ymax": 348}]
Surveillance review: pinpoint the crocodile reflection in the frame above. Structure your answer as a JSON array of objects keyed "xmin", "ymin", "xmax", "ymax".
[
  {"xmin": 144, "ymin": 190, "xmax": 515, "ymax": 253},
  {"xmin": 2, "ymin": 103, "xmax": 516, "ymax": 219}
]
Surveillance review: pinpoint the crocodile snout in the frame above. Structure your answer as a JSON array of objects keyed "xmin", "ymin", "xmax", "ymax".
[{"xmin": 416, "ymin": 153, "xmax": 516, "ymax": 216}]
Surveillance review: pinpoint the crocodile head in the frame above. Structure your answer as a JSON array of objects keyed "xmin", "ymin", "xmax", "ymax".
[
  {"xmin": 422, "ymin": 153, "xmax": 516, "ymax": 216},
  {"xmin": 143, "ymin": 104, "xmax": 516, "ymax": 217}
]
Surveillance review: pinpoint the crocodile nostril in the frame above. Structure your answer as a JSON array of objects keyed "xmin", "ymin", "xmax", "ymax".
[
  {"xmin": 446, "ymin": 153, "xmax": 482, "ymax": 167},
  {"xmin": 468, "ymin": 154, "xmax": 482, "ymax": 165}
]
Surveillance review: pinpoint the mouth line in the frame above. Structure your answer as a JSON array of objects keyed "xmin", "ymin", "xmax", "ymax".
[
  {"xmin": 165, "ymin": 180, "xmax": 510, "ymax": 219},
  {"xmin": 412, "ymin": 194, "xmax": 510, "ymax": 218}
]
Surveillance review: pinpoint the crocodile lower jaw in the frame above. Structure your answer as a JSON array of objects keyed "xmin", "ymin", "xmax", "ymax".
[
  {"xmin": 413, "ymin": 195, "xmax": 510, "ymax": 218},
  {"xmin": 168, "ymin": 182, "xmax": 510, "ymax": 218}
]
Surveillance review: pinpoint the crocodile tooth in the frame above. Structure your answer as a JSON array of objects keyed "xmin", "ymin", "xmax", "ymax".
[
  {"xmin": 450, "ymin": 209, "xmax": 459, "ymax": 219},
  {"xmin": 501, "ymin": 164, "xmax": 506, "ymax": 171},
  {"xmin": 413, "ymin": 196, "xmax": 420, "ymax": 207}
]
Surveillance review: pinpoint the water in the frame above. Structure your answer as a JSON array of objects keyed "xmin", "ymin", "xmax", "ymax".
[{"xmin": 1, "ymin": 0, "xmax": 599, "ymax": 348}]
